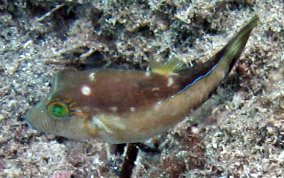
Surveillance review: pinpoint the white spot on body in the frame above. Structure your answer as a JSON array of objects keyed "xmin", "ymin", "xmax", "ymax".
[
  {"xmin": 130, "ymin": 107, "xmax": 136, "ymax": 112},
  {"xmin": 152, "ymin": 87, "xmax": 160, "ymax": 91},
  {"xmin": 157, "ymin": 101, "xmax": 162, "ymax": 105},
  {"xmin": 81, "ymin": 85, "xmax": 92, "ymax": 96},
  {"xmin": 89, "ymin": 72, "xmax": 96, "ymax": 81},
  {"xmin": 167, "ymin": 77, "xmax": 174, "ymax": 87},
  {"xmin": 154, "ymin": 101, "xmax": 162, "ymax": 111},
  {"xmin": 145, "ymin": 71, "xmax": 151, "ymax": 77}
]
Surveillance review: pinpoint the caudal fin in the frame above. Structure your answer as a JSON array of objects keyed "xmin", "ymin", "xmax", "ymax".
[
  {"xmin": 214, "ymin": 15, "xmax": 259, "ymax": 75},
  {"xmin": 177, "ymin": 15, "xmax": 259, "ymax": 87}
]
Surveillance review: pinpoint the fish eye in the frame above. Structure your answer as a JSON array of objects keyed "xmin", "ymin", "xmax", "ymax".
[{"xmin": 47, "ymin": 101, "xmax": 69, "ymax": 118}]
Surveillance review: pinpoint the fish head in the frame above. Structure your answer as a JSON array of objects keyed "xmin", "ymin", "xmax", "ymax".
[{"xmin": 25, "ymin": 69, "xmax": 101, "ymax": 140}]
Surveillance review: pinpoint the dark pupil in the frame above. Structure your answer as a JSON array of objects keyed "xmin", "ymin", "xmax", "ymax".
[{"xmin": 52, "ymin": 104, "xmax": 65, "ymax": 117}]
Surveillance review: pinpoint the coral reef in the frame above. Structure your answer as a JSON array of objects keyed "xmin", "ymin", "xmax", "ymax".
[{"xmin": 0, "ymin": 0, "xmax": 283, "ymax": 177}]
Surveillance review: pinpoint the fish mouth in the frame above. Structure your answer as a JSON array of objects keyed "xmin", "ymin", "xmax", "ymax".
[
  {"xmin": 24, "ymin": 115, "xmax": 35, "ymax": 130},
  {"xmin": 24, "ymin": 106, "xmax": 41, "ymax": 131},
  {"xmin": 24, "ymin": 102, "xmax": 51, "ymax": 133}
]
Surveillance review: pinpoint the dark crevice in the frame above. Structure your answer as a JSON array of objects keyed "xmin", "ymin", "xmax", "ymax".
[
  {"xmin": 90, "ymin": 7, "xmax": 103, "ymax": 32},
  {"xmin": 55, "ymin": 136, "xmax": 68, "ymax": 143},
  {"xmin": 26, "ymin": 0, "xmax": 50, "ymax": 17},
  {"xmin": 214, "ymin": 0, "xmax": 255, "ymax": 12},
  {"xmin": 110, "ymin": 144, "xmax": 127, "ymax": 156},
  {"xmin": 78, "ymin": 51, "xmax": 105, "ymax": 70},
  {"xmin": 25, "ymin": 2, "xmax": 78, "ymax": 40},
  {"xmin": 126, "ymin": 24, "xmax": 155, "ymax": 39},
  {"xmin": 119, "ymin": 143, "xmax": 139, "ymax": 178},
  {"xmin": 135, "ymin": 143, "xmax": 161, "ymax": 154}
]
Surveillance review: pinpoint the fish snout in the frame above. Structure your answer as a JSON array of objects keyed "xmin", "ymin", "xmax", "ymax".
[{"xmin": 24, "ymin": 102, "xmax": 51, "ymax": 132}]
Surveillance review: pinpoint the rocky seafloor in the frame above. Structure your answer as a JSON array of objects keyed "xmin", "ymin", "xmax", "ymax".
[{"xmin": 0, "ymin": 0, "xmax": 283, "ymax": 177}]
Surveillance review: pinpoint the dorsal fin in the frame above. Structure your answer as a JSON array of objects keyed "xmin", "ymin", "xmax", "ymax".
[{"xmin": 149, "ymin": 56, "xmax": 184, "ymax": 76}]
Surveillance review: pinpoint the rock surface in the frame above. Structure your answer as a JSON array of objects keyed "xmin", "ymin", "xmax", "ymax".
[{"xmin": 0, "ymin": 0, "xmax": 283, "ymax": 177}]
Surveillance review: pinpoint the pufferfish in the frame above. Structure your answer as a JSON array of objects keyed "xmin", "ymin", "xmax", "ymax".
[{"xmin": 26, "ymin": 15, "xmax": 259, "ymax": 144}]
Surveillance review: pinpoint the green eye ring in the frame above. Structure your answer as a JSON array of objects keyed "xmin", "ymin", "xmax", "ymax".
[{"xmin": 47, "ymin": 101, "xmax": 70, "ymax": 118}]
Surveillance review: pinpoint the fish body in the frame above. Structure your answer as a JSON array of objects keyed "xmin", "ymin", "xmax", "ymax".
[{"xmin": 26, "ymin": 15, "xmax": 259, "ymax": 144}]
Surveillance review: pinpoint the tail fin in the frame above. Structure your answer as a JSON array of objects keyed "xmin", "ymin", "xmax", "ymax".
[
  {"xmin": 177, "ymin": 15, "xmax": 259, "ymax": 87},
  {"xmin": 214, "ymin": 15, "xmax": 259, "ymax": 75}
]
